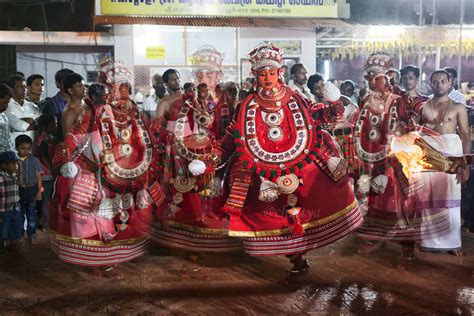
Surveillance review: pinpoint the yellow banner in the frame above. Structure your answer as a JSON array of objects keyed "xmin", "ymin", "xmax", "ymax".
[
  {"xmin": 146, "ymin": 46, "xmax": 166, "ymax": 60},
  {"xmin": 100, "ymin": 0, "xmax": 339, "ymax": 18}
]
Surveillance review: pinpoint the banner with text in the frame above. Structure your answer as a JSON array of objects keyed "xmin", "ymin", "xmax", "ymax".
[{"xmin": 99, "ymin": 0, "xmax": 339, "ymax": 18}]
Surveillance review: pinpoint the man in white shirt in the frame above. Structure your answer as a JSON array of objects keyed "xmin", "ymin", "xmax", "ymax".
[
  {"xmin": 4, "ymin": 75, "xmax": 41, "ymax": 145},
  {"xmin": 444, "ymin": 67, "xmax": 467, "ymax": 106},
  {"xmin": 142, "ymin": 73, "xmax": 167, "ymax": 119},
  {"xmin": 288, "ymin": 63, "xmax": 315, "ymax": 101}
]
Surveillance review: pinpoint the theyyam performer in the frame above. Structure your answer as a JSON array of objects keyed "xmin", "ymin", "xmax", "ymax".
[
  {"xmin": 191, "ymin": 42, "xmax": 363, "ymax": 281},
  {"xmin": 49, "ymin": 59, "xmax": 165, "ymax": 277},
  {"xmin": 354, "ymin": 52, "xmax": 452, "ymax": 262},
  {"xmin": 152, "ymin": 68, "xmax": 242, "ymax": 259}
]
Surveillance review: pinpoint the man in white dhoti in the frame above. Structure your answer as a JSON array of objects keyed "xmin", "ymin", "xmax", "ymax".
[{"xmin": 420, "ymin": 69, "xmax": 471, "ymax": 256}]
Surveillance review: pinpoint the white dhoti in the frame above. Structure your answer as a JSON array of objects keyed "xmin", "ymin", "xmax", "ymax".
[{"xmin": 421, "ymin": 134, "xmax": 462, "ymax": 251}]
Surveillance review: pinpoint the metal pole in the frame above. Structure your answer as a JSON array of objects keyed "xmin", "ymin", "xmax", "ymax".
[
  {"xmin": 418, "ymin": 0, "xmax": 424, "ymax": 71},
  {"xmin": 458, "ymin": 0, "xmax": 464, "ymax": 86}
]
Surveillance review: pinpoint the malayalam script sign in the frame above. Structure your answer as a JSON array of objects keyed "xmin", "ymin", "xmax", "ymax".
[
  {"xmin": 99, "ymin": 0, "xmax": 339, "ymax": 18},
  {"xmin": 146, "ymin": 46, "xmax": 166, "ymax": 60}
]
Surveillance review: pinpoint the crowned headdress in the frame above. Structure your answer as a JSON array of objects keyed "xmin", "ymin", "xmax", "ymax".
[
  {"xmin": 248, "ymin": 42, "xmax": 284, "ymax": 72},
  {"xmin": 364, "ymin": 51, "xmax": 392, "ymax": 76},
  {"xmin": 191, "ymin": 45, "xmax": 225, "ymax": 73}
]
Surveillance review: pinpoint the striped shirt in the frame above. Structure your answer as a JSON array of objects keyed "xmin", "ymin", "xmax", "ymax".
[
  {"xmin": 0, "ymin": 113, "xmax": 14, "ymax": 153},
  {"xmin": 0, "ymin": 170, "xmax": 19, "ymax": 212},
  {"xmin": 17, "ymin": 155, "xmax": 41, "ymax": 187},
  {"xmin": 448, "ymin": 88, "xmax": 467, "ymax": 105}
]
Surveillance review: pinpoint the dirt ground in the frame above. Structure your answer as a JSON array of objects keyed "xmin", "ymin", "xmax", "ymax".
[{"xmin": 0, "ymin": 231, "xmax": 473, "ymax": 315}]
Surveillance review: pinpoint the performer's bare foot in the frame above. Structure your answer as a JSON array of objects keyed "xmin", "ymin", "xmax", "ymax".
[
  {"xmin": 283, "ymin": 254, "xmax": 310, "ymax": 284},
  {"xmin": 357, "ymin": 241, "xmax": 383, "ymax": 254},
  {"xmin": 448, "ymin": 250, "xmax": 463, "ymax": 256}
]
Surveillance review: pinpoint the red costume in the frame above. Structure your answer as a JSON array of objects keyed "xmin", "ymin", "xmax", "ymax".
[
  {"xmin": 398, "ymin": 90, "xmax": 429, "ymax": 122},
  {"xmin": 209, "ymin": 44, "xmax": 363, "ymax": 262},
  {"xmin": 49, "ymin": 63, "xmax": 165, "ymax": 268},
  {"xmin": 152, "ymin": 88, "xmax": 242, "ymax": 254},
  {"xmin": 354, "ymin": 52, "xmax": 451, "ymax": 242}
]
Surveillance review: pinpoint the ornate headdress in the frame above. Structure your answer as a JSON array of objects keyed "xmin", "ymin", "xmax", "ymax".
[
  {"xmin": 248, "ymin": 42, "xmax": 284, "ymax": 72},
  {"xmin": 97, "ymin": 56, "xmax": 132, "ymax": 87},
  {"xmin": 191, "ymin": 45, "xmax": 225, "ymax": 73},
  {"xmin": 364, "ymin": 51, "xmax": 392, "ymax": 75}
]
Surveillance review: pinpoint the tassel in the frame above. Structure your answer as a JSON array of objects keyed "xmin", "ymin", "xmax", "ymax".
[
  {"xmin": 136, "ymin": 189, "xmax": 153, "ymax": 209},
  {"xmin": 287, "ymin": 207, "xmax": 304, "ymax": 237},
  {"xmin": 327, "ymin": 157, "xmax": 342, "ymax": 174},
  {"xmin": 60, "ymin": 162, "xmax": 78, "ymax": 178},
  {"xmin": 371, "ymin": 174, "xmax": 388, "ymax": 194},
  {"xmin": 357, "ymin": 175, "xmax": 371, "ymax": 194},
  {"xmin": 258, "ymin": 177, "xmax": 279, "ymax": 202},
  {"xmin": 291, "ymin": 220, "xmax": 305, "ymax": 237},
  {"xmin": 188, "ymin": 159, "xmax": 206, "ymax": 176}
]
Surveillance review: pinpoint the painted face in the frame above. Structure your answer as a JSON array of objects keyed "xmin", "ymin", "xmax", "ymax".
[
  {"xmin": 196, "ymin": 71, "xmax": 219, "ymax": 92},
  {"xmin": 365, "ymin": 73, "xmax": 387, "ymax": 92},
  {"xmin": 257, "ymin": 67, "xmax": 279, "ymax": 89},
  {"xmin": 401, "ymin": 71, "xmax": 419, "ymax": 92}
]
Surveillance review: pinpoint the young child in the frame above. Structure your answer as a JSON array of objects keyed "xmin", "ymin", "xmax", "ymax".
[
  {"xmin": 0, "ymin": 151, "xmax": 22, "ymax": 251},
  {"xmin": 15, "ymin": 134, "xmax": 42, "ymax": 244},
  {"xmin": 35, "ymin": 113, "xmax": 58, "ymax": 230}
]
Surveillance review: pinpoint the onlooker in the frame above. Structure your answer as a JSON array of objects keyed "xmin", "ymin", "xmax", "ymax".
[
  {"xmin": 386, "ymin": 68, "xmax": 401, "ymax": 91},
  {"xmin": 340, "ymin": 80, "xmax": 359, "ymax": 105},
  {"xmin": 26, "ymin": 74, "xmax": 45, "ymax": 106},
  {"xmin": 41, "ymin": 68, "xmax": 75, "ymax": 139},
  {"xmin": 183, "ymin": 82, "xmax": 196, "ymax": 95},
  {"xmin": 307, "ymin": 73, "xmax": 325, "ymax": 103},
  {"xmin": 289, "ymin": 63, "xmax": 314, "ymax": 101},
  {"xmin": 225, "ymin": 81, "xmax": 239, "ymax": 109},
  {"xmin": 143, "ymin": 73, "xmax": 167, "ymax": 119},
  {"xmin": 61, "ymin": 73, "xmax": 88, "ymax": 135},
  {"xmin": 420, "ymin": 69, "xmax": 470, "ymax": 256},
  {"xmin": 0, "ymin": 84, "xmax": 14, "ymax": 153},
  {"xmin": 0, "ymin": 151, "xmax": 22, "ymax": 251},
  {"xmin": 5, "ymin": 75, "xmax": 41, "ymax": 145},
  {"xmin": 87, "ymin": 83, "xmax": 108, "ymax": 107},
  {"xmin": 443, "ymin": 67, "xmax": 467, "ymax": 106},
  {"xmin": 35, "ymin": 113, "xmax": 58, "ymax": 230},
  {"xmin": 15, "ymin": 135, "xmax": 42, "ymax": 244}
]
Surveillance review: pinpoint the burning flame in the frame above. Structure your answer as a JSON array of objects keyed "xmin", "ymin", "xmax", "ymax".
[{"xmin": 390, "ymin": 133, "xmax": 433, "ymax": 177}]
